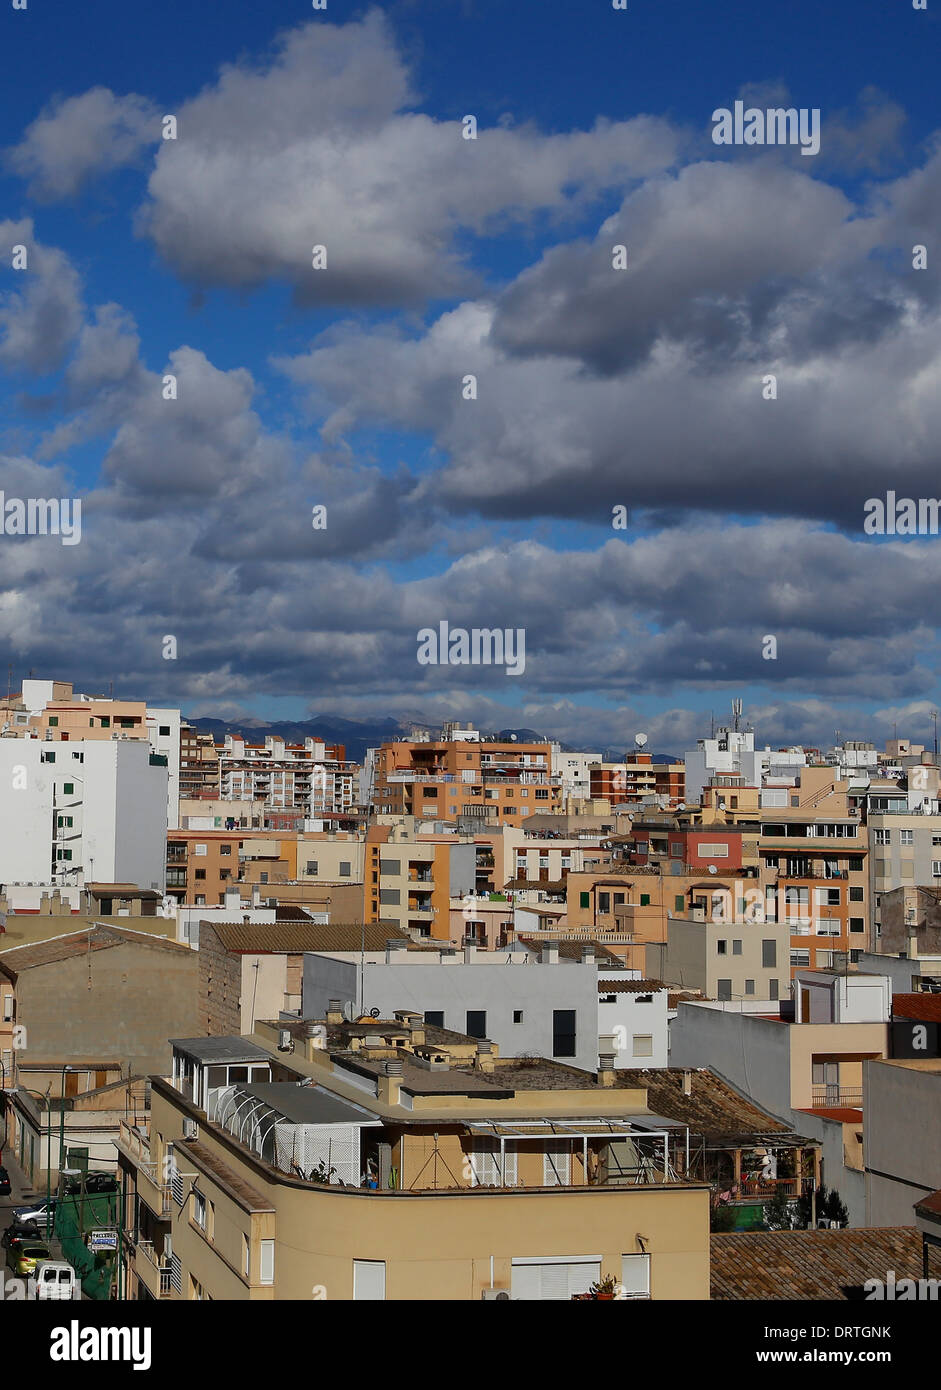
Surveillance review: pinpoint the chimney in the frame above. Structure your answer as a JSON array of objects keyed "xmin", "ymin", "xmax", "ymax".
[
  {"xmin": 581, "ymin": 944, "xmax": 595, "ymax": 966},
  {"xmin": 385, "ymin": 938, "xmax": 408, "ymax": 964},
  {"xmin": 440, "ymin": 946, "xmax": 459, "ymax": 964},
  {"xmin": 475, "ymin": 1039, "xmax": 495, "ymax": 1073},
  {"xmin": 540, "ymin": 942, "xmax": 559, "ymax": 965},
  {"xmin": 463, "ymin": 941, "xmax": 476, "ymax": 964},
  {"xmin": 325, "ymin": 999, "xmax": 344, "ymax": 1024},
  {"xmin": 378, "ymin": 1056, "xmax": 404, "ymax": 1106},
  {"xmin": 682, "ymin": 1070, "xmax": 693, "ymax": 1096},
  {"xmin": 597, "ymin": 1053, "xmax": 616, "ymax": 1087}
]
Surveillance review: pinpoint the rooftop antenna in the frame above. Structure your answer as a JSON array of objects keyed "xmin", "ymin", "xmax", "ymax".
[
  {"xmin": 731, "ymin": 698, "xmax": 743, "ymax": 733},
  {"xmin": 931, "ymin": 711, "xmax": 939, "ymax": 761}
]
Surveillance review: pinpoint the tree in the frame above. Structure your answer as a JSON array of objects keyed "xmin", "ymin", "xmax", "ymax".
[
  {"xmin": 763, "ymin": 1190, "xmax": 794, "ymax": 1231},
  {"xmin": 711, "ymin": 1203, "xmax": 737, "ymax": 1232}
]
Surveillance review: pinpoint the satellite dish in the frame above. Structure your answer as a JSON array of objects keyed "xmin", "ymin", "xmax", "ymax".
[
  {"xmin": 510, "ymin": 733, "xmax": 518, "ymax": 741},
  {"xmin": 370, "ymin": 1007, "xmax": 381, "ymax": 1018},
  {"xmin": 708, "ymin": 864, "xmax": 718, "ymax": 874},
  {"xmin": 635, "ymin": 732, "xmax": 648, "ymax": 748}
]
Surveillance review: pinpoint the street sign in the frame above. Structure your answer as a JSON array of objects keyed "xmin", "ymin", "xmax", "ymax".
[{"xmin": 87, "ymin": 1229, "xmax": 118, "ymax": 1252}]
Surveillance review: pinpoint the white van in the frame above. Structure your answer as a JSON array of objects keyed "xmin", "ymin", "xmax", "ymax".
[{"xmin": 34, "ymin": 1261, "xmax": 78, "ymax": 1300}]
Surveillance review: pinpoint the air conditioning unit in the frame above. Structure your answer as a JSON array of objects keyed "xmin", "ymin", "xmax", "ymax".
[
  {"xmin": 182, "ymin": 1118, "xmax": 198, "ymax": 1141},
  {"xmin": 278, "ymin": 1029, "xmax": 293, "ymax": 1052},
  {"xmin": 481, "ymin": 1288, "xmax": 511, "ymax": 1300}
]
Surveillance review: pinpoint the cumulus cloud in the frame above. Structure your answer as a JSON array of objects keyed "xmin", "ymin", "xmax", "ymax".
[
  {"xmin": 6, "ymin": 88, "xmax": 160, "ymax": 200},
  {"xmin": 135, "ymin": 10, "xmax": 678, "ymax": 304},
  {"xmin": 0, "ymin": 219, "xmax": 84, "ymax": 373}
]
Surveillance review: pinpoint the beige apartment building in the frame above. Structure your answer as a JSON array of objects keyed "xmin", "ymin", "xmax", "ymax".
[
  {"xmin": 647, "ymin": 914, "xmax": 791, "ymax": 1003},
  {"xmin": 117, "ymin": 1017, "xmax": 710, "ymax": 1301},
  {"xmin": 364, "ymin": 821, "xmax": 476, "ymax": 940}
]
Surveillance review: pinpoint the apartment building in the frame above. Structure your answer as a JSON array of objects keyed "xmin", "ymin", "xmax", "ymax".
[
  {"xmin": 683, "ymin": 715, "xmax": 807, "ymax": 804},
  {"xmin": 217, "ymin": 735, "xmax": 356, "ymax": 817},
  {"xmin": 590, "ymin": 756, "xmax": 685, "ymax": 808},
  {"xmin": 0, "ymin": 736, "xmax": 168, "ymax": 892},
  {"xmin": 116, "ymin": 1019, "xmax": 710, "ymax": 1301},
  {"xmin": 868, "ymin": 885, "xmax": 941, "ymax": 986},
  {"xmin": 370, "ymin": 736, "xmax": 563, "ymax": 828},
  {"xmin": 0, "ymin": 678, "xmax": 182, "ymax": 829},
  {"xmin": 864, "ymin": 1055, "xmax": 941, "ymax": 1226},
  {"xmin": 179, "ymin": 724, "xmax": 220, "ymax": 800},
  {"xmin": 869, "ymin": 811, "xmax": 941, "ymax": 946},
  {"xmin": 165, "ymin": 829, "xmax": 243, "ymax": 906},
  {"xmin": 550, "ymin": 747, "xmax": 599, "ymax": 800},
  {"xmin": 364, "ymin": 821, "xmax": 476, "ymax": 940}
]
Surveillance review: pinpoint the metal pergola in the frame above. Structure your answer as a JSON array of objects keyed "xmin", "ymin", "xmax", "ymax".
[{"xmin": 463, "ymin": 1117, "xmax": 681, "ymax": 1186}]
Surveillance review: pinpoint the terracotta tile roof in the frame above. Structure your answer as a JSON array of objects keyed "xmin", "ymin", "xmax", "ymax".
[
  {"xmin": 915, "ymin": 1188, "xmax": 941, "ymax": 1218},
  {"xmin": 598, "ymin": 978, "xmax": 666, "ymax": 993},
  {"xmin": 516, "ymin": 935, "xmax": 624, "ymax": 966},
  {"xmin": 615, "ymin": 1067, "xmax": 794, "ymax": 1140},
  {"xmin": 209, "ymin": 922, "xmax": 409, "ymax": 954},
  {"xmin": 892, "ymin": 992, "xmax": 941, "ymax": 1023},
  {"xmin": 0, "ymin": 924, "xmax": 191, "ymax": 972},
  {"xmin": 798, "ymin": 1107, "xmax": 863, "ymax": 1123},
  {"xmin": 711, "ymin": 1227, "xmax": 941, "ymax": 1299}
]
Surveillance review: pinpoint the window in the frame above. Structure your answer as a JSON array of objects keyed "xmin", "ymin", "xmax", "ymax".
[
  {"xmin": 850, "ymin": 886, "xmax": 864, "ymax": 902},
  {"xmin": 790, "ymin": 949, "xmax": 810, "ymax": 966},
  {"xmin": 466, "ymin": 1010, "xmax": 487, "ymax": 1039},
  {"xmin": 745, "ymin": 979, "xmax": 755, "ymax": 995},
  {"xmin": 716, "ymin": 940, "xmax": 727, "ymax": 955},
  {"xmin": 598, "ymin": 892, "xmax": 610, "ymax": 913},
  {"xmin": 621, "ymin": 1253, "xmax": 651, "ymax": 1299},
  {"xmin": 260, "ymin": 1240, "xmax": 275, "ymax": 1286},
  {"xmin": 769, "ymin": 978, "xmax": 779, "ymax": 1001},
  {"xmin": 874, "ymin": 829, "xmax": 890, "ymax": 846},
  {"xmin": 43, "ymin": 751, "xmax": 55, "ymax": 763},
  {"xmin": 900, "ymin": 829, "xmax": 914, "ymax": 846},
  {"xmin": 717, "ymin": 979, "xmax": 732, "ymax": 1001},
  {"xmin": 933, "ymin": 862, "xmax": 941, "ymax": 877},
  {"xmin": 543, "ymin": 1145, "xmax": 572, "ymax": 1186},
  {"xmin": 698, "ymin": 843, "xmax": 729, "ymax": 858},
  {"xmin": 220, "ymin": 844, "xmax": 231, "ymax": 856},
  {"xmin": 640, "ymin": 893, "xmax": 650, "ymax": 907},
  {"xmin": 194, "ymin": 843, "xmax": 207, "ymax": 856},
  {"xmin": 424, "ymin": 1011, "xmax": 444, "ymax": 1028},
  {"xmin": 632, "ymin": 1035, "xmax": 653, "ymax": 1057},
  {"xmin": 513, "ymin": 1010, "xmax": 524, "ymax": 1024},
  {"xmin": 579, "ymin": 892, "xmax": 590, "ymax": 909},
  {"xmin": 379, "ymin": 889, "xmax": 400, "ymax": 906},
  {"xmin": 552, "ymin": 1009, "xmax": 576, "ymax": 1058},
  {"xmin": 159, "ymin": 725, "xmax": 171, "ymax": 736},
  {"xmin": 505, "ymin": 807, "xmax": 516, "ymax": 815},
  {"xmin": 306, "ymin": 860, "xmax": 318, "ymax": 876},
  {"xmin": 100, "ymin": 716, "xmax": 110, "ymax": 729},
  {"xmin": 762, "ymin": 939, "xmax": 777, "ymax": 968},
  {"xmin": 848, "ymin": 856, "xmax": 863, "ymax": 871},
  {"xmin": 195, "ymin": 895, "xmax": 206, "ymax": 906},
  {"xmin": 674, "ymin": 895, "xmax": 684, "ymax": 912},
  {"xmin": 353, "ymin": 1260, "xmax": 385, "ymax": 1301},
  {"xmin": 48, "ymin": 716, "xmax": 58, "ymax": 727},
  {"xmin": 195, "ymin": 869, "xmax": 206, "ymax": 881},
  {"xmin": 192, "ymin": 1191, "xmax": 206, "ymax": 1230},
  {"xmin": 849, "ymin": 917, "xmax": 865, "ymax": 934},
  {"xmin": 339, "ymin": 861, "xmax": 351, "ymax": 877},
  {"xmin": 2, "ymin": 994, "xmax": 13, "ymax": 1022},
  {"xmin": 242, "ymin": 1233, "xmax": 250, "ymax": 1278},
  {"xmin": 732, "ymin": 939, "xmax": 742, "ymax": 955}
]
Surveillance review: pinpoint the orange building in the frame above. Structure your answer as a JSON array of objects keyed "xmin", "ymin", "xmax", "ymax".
[{"xmin": 371, "ymin": 738, "xmax": 562, "ymax": 828}]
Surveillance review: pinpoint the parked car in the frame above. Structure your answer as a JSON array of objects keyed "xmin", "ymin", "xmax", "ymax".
[
  {"xmin": 8, "ymin": 1239, "xmax": 51, "ymax": 1277},
  {"xmin": 12, "ymin": 1198, "xmax": 56, "ymax": 1229},
  {"xmin": 34, "ymin": 1261, "xmax": 78, "ymax": 1301},
  {"xmin": 0, "ymin": 1166, "xmax": 11, "ymax": 1196},
  {"xmin": 2, "ymin": 1220, "xmax": 40, "ymax": 1249},
  {"xmin": 64, "ymin": 1171, "xmax": 118, "ymax": 1195}
]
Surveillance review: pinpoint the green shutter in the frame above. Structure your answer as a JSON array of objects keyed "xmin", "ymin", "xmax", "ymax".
[
  {"xmin": 675, "ymin": 895, "xmax": 684, "ymax": 912},
  {"xmin": 640, "ymin": 893, "xmax": 650, "ymax": 907},
  {"xmin": 579, "ymin": 892, "xmax": 590, "ymax": 909}
]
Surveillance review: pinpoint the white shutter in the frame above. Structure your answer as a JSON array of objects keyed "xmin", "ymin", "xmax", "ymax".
[
  {"xmin": 620, "ymin": 1253, "xmax": 650, "ymax": 1298},
  {"xmin": 543, "ymin": 1144, "xmax": 571, "ymax": 1186},
  {"xmin": 353, "ymin": 1260, "xmax": 386, "ymax": 1300},
  {"xmin": 471, "ymin": 1142, "xmax": 516, "ymax": 1186},
  {"xmin": 511, "ymin": 1257, "xmax": 601, "ymax": 1300},
  {"xmin": 259, "ymin": 1239, "xmax": 275, "ymax": 1285}
]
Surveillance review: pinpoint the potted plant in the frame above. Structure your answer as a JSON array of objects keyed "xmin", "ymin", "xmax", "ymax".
[{"xmin": 586, "ymin": 1274, "xmax": 619, "ymax": 1300}]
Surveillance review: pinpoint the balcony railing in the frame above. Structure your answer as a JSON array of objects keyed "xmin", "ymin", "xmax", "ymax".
[{"xmin": 811, "ymin": 1087, "xmax": 863, "ymax": 1109}]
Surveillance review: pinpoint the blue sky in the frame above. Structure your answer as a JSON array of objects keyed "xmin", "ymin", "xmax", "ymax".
[{"xmin": 0, "ymin": 0, "xmax": 939, "ymax": 750}]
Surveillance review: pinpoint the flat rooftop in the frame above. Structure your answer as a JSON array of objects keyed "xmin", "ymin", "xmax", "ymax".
[{"xmin": 171, "ymin": 1036, "xmax": 273, "ymax": 1065}]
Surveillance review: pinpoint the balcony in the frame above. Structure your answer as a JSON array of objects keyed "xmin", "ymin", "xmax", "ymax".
[
  {"xmin": 810, "ymin": 1087, "xmax": 863, "ymax": 1110},
  {"xmin": 774, "ymin": 868, "xmax": 849, "ymax": 881},
  {"xmin": 135, "ymin": 1240, "xmax": 172, "ymax": 1299},
  {"xmin": 407, "ymin": 903, "xmax": 435, "ymax": 917}
]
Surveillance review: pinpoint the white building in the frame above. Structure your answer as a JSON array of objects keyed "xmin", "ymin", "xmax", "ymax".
[
  {"xmin": 218, "ymin": 735, "xmax": 356, "ymax": 816},
  {"xmin": 0, "ymin": 738, "xmax": 167, "ymax": 892},
  {"xmin": 550, "ymin": 746, "xmax": 600, "ymax": 800},
  {"xmin": 684, "ymin": 721, "xmax": 807, "ymax": 804}
]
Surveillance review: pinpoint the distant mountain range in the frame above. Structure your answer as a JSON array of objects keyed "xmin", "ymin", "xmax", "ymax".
[{"xmin": 186, "ymin": 713, "xmax": 677, "ymax": 766}]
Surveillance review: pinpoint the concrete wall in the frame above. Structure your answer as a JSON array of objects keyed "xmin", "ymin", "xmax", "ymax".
[{"xmin": 865, "ymin": 1059, "xmax": 941, "ymax": 1225}]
